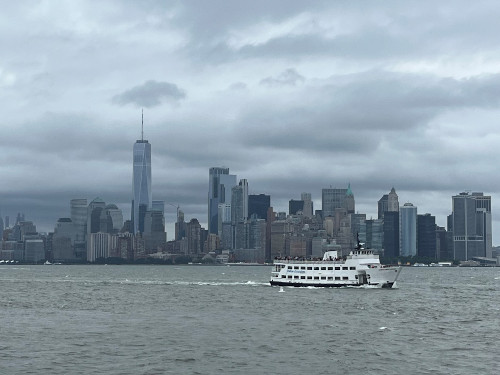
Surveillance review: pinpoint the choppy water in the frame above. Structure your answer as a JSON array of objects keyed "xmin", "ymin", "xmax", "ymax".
[{"xmin": 0, "ymin": 265, "xmax": 498, "ymax": 374}]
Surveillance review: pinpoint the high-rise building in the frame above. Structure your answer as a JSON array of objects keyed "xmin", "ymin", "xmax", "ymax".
[
  {"xmin": 132, "ymin": 115, "xmax": 152, "ymax": 234},
  {"xmin": 451, "ymin": 192, "xmax": 492, "ymax": 260},
  {"xmin": 100, "ymin": 204, "xmax": 124, "ymax": 234},
  {"xmin": 400, "ymin": 203, "xmax": 417, "ymax": 257},
  {"xmin": 208, "ymin": 167, "xmax": 236, "ymax": 234},
  {"xmin": 378, "ymin": 187, "xmax": 399, "ymax": 219},
  {"xmin": 71, "ymin": 198, "xmax": 87, "ymax": 244},
  {"xmin": 248, "ymin": 194, "xmax": 270, "ymax": 220},
  {"xmin": 344, "ymin": 184, "xmax": 355, "ymax": 214},
  {"xmin": 175, "ymin": 210, "xmax": 186, "ymax": 241},
  {"xmin": 143, "ymin": 210, "xmax": 166, "ymax": 253},
  {"xmin": 231, "ymin": 179, "xmax": 248, "ymax": 224},
  {"xmin": 301, "ymin": 193, "xmax": 313, "ymax": 218},
  {"xmin": 417, "ymin": 213, "xmax": 436, "ymax": 258},
  {"xmin": 53, "ymin": 218, "xmax": 76, "ymax": 261},
  {"xmin": 87, "ymin": 198, "xmax": 106, "ymax": 234},
  {"xmin": 383, "ymin": 211, "xmax": 399, "ymax": 258},
  {"xmin": 186, "ymin": 218, "xmax": 202, "ymax": 255},
  {"xmin": 322, "ymin": 187, "xmax": 349, "ymax": 217},
  {"xmin": 87, "ymin": 232, "xmax": 112, "ymax": 262},
  {"xmin": 289, "ymin": 199, "xmax": 304, "ymax": 215}
]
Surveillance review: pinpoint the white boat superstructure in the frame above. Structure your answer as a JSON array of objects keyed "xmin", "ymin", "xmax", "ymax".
[{"xmin": 270, "ymin": 248, "xmax": 401, "ymax": 288}]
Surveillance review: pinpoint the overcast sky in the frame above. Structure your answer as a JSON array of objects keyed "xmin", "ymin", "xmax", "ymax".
[{"xmin": 1, "ymin": 1, "xmax": 500, "ymax": 243}]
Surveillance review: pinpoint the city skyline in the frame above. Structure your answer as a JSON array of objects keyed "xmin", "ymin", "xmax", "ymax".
[{"xmin": 2, "ymin": 1, "xmax": 500, "ymax": 242}]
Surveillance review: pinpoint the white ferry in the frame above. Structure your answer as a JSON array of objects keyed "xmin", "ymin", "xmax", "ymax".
[{"xmin": 270, "ymin": 243, "xmax": 401, "ymax": 288}]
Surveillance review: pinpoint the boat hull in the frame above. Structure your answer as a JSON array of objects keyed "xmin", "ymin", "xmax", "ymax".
[{"xmin": 270, "ymin": 280, "xmax": 396, "ymax": 288}]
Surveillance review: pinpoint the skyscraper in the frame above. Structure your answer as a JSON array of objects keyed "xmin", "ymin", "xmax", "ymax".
[
  {"xmin": 322, "ymin": 187, "xmax": 347, "ymax": 218},
  {"xmin": 383, "ymin": 211, "xmax": 399, "ymax": 258},
  {"xmin": 301, "ymin": 192, "xmax": 313, "ymax": 218},
  {"xmin": 132, "ymin": 114, "xmax": 152, "ymax": 234},
  {"xmin": 71, "ymin": 198, "xmax": 87, "ymax": 243},
  {"xmin": 451, "ymin": 192, "xmax": 492, "ymax": 260},
  {"xmin": 378, "ymin": 187, "xmax": 399, "ymax": 219},
  {"xmin": 248, "ymin": 194, "xmax": 270, "ymax": 220},
  {"xmin": 417, "ymin": 213, "xmax": 436, "ymax": 258},
  {"xmin": 231, "ymin": 179, "xmax": 248, "ymax": 224},
  {"xmin": 400, "ymin": 203, "xmax": 417, "ymax": 257},
  {"xmin": 208, "ymin": 167, "xmax": 236, "ymax": 234}
]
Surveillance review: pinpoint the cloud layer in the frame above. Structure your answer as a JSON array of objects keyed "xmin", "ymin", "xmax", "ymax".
[{"xmin": 1, "ymin": 1, "xmax": 500, "ymax": 242}]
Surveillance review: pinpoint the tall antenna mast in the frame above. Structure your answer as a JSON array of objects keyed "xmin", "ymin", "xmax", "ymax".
[{"xmin": 141, "ymin": 108, "xmax": 144, "ymax": 141}]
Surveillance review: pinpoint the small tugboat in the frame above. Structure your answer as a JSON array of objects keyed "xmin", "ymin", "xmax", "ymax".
[{"xmin": 270, "ymin": 237, "xmax": 401, "ymax": 288}]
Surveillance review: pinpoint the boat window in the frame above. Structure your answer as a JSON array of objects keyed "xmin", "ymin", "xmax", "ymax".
[
  {"xmin": 294, "ymin": 276, "xmax": 299, "ymax": 279},
  {"xmin": 281, "ymin": 275, "xmax": 286, "ymax": 278},
  {"xmin": 321, "ymin": 267, "xmax": 326, "ymax": 270},
  {"xmin": 328, "ymin": 267, "xmax": 333, "ymax": 270},
  {"xmin": 321, "ymin": 276, "xmax": 326, "ymax": 280},
  {"xmin": 335, "ymin": 267, "xmax": 340, "ymax": 270},
  {"xmin": 327, "ymin": 277, "xmax": 333, "ymax": 280},
  {"xmin": 300, "ymin": 276, "xmax": 305, "ymax": 279},
  {"xmin": 314, "ymin": 276, "xmax": 319, "ymax": 280},
  {"xmin": 288, "ymin": 275, "xmax": 292, "ymax": 279},
  {"xmin": 300, "ymin": 266, "xmax": 306, "ymax": 270},
  {"xmin": 350, "ymin": 267, "xmax": 356, "ymax": 270},
  {"xmin": 335, "ymin": 276, "xmax": 340, "ymax": 280},
  {"xmin": 314, "ymin": 267, "xmax": 319, "ymax": 270},
  {"xmin": 342, "ymin": 267, "xmax": 348, "ymax": 270},
  {"xmin": 294, "ymin": 266, "xmax": 299, "ymax": 270},
  {"xmin": 343, "ymin": 276, "xmax": 348, "ymax": 280},
  {"xmin": 288, "ymin": 266, "xmax": 292, "ymax": 269},
  {"xmin": 307, "ymin": 267, "xmax": 312, "ymax": 270},
  {"xmin": 307, "ymin": 276, "xmax": 312, "ymax": 280}
]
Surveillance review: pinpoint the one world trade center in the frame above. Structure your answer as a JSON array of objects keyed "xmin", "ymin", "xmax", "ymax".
[{"xmin": 132, "ymin": 113, "xmax": 152, "ymax": 234}]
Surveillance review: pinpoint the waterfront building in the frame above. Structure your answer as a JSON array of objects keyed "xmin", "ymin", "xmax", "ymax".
[
  {"xmin": 132, "ymin": 118, "xmax": 152, "ymax": 234},
  {"xmin": 25, "ymin": 239, "xmax": 45, "ymax": 263},
  {"xmin": 70, "ymin": 199, "xmax": 87, "ymax": 241},
  {"xmin": 143, "ymin": 210, "xmax": 166, "ymax": 253},
  {"xmin": 383, "ymin": 211, "xmax": 399, "ymax": 258},
  {"xmin": 400, "ymin": 203, "xmax": 417, "ymax": 257},
  {"xmin": 71, "ymin": 198, "xmax": 87, "ymax": 259},
  {"xmin": 451, "ymin": 192, "xmax": 492, "ymax": 260},
  {"xmin": 87, "ymin": 232, "xmax": 112, "ymax": 262},
  {"xmin": 436, "ymin": 226, "xmax": 448, "ymax": 260},
  {"xmin": 186, "ymin": 218, "xmax": 202, "ymax": 255},
  {"xmin": 175, "ymin": 210, "xmax": 186, "ymax": 241},
  {"xmin": 248, "ymin": 194, "xmax": 271, "ymax": 220},
  {"xmin": 52, "ymin": 218, "xmax": 76, "ymax": 261},
  {"xmin": 208, "ymin": 167, "xmax": 236, "ymax": 234},
  {"xmin": 417, "ymin": 214, "xmax": 436, "ymax": 259}
]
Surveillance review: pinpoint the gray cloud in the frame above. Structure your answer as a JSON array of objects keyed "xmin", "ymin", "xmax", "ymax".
[
  {"xmin": 2, "ymin": 0, "xmax": 500, "ymax": 242},
  {"xmin": 260, "ymin": 68, "xmax": 305, "ymax": 87},
  {"xmin": 112, "ymin": 80, "xmax": 186, "ymax": 108}
]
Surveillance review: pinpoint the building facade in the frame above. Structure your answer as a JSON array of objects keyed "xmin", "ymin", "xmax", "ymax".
[
  {"xmin": 451, "ymin": 192, "xmax": 492, "ymax": 260},
  {"xmin": 132, "ymin": 138, "xmax": 152, "ymax": 234},
  {"xmin": 400, "ymin": 203, "xmax": 417, "ymax": 257},
  {"xmin": 208, "ymin": 167, "xmax": 236, "ymax": 234}
]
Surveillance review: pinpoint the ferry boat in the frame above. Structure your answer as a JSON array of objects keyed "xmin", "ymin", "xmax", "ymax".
[{"xmin": 270, "ymin": 241, "xmax": 401, "ymax": 288}]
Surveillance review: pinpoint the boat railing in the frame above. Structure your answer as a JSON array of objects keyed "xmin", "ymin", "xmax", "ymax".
[{"xmin": 273, "ymin": 259, "xmax": 345, "ymax": 264}]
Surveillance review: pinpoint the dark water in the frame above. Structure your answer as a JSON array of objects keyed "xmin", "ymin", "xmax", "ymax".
[{"xmin": 0, "ymin": 265, "xmax": 498, "ymax": 375}]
